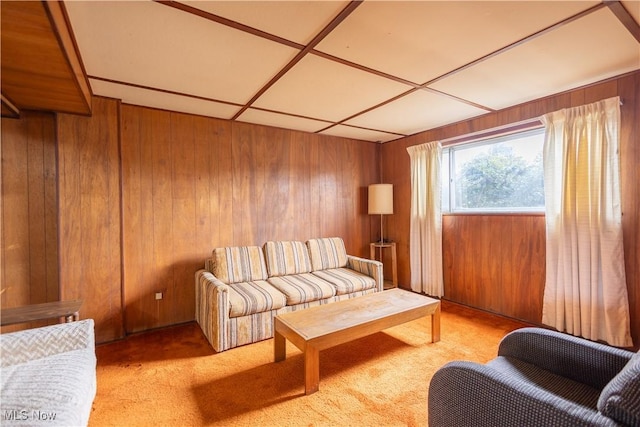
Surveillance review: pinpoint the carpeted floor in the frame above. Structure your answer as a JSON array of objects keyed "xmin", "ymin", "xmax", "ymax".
[{"xmin": 89, "ymin": 300, "xmax": 531, "ymax": 426}]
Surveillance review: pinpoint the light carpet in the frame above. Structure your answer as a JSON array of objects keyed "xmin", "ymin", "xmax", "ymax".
[{"xmin": 89, "ymin": 300, "xmax": 531, "ymax": 426}]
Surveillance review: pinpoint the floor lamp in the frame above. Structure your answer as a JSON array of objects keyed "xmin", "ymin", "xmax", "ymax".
[{"xmin": 368, "ymin": 183, "xmax": 394, "ymax": 246}]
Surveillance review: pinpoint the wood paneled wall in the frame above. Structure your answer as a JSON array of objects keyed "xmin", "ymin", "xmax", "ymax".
[
  {"xmin": 443, "ymin": 215, "xmax": 546, "ymax": 322},
  {"xmin": 57, "ymin": 97, "xmax": 124, "ymax": 343},
  {"xmin": 382, "ymin": 71, "xmax": 640, "ymax": 347},
  {"xmin": 1, "ymin": 111, "xmax": 58, "ymax": 332},
  {"xmin": 3, "ymin": 73, "xmax": 635, "ymax": 345},
  {"xmin": 1, "ymin": 99, "xmax": 378, "ymax": 340},
  {"xmin": 120, "ymin": 105, "xmax": 377, "ymax": 334}
]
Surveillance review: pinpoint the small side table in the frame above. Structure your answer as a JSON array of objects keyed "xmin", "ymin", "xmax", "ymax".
[
  {"xmin": 0, "ymin": 300, "xmax": 83, "ymax": 327},
  {"xmin": 370, "ymin": 242, "xmax": 398, "ymax": 289}
]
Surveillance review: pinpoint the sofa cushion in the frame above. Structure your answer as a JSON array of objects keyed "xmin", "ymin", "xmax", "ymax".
[
  {"xmin": 313, "ymin": 268, "xmax": 377, "ymax": 295},
  {"xmin": 267, "ymin": 273, "xmax": 336, "ymax": 305},
  {"xmin": 307, "ymin": 237, "xmax": 348, "ymax": 271},
  {"xmin": 598, "ymin": 350, "xmax": 640, "ymax": 426},
  {"xmin": 227, "ymin": 280, "xmax": 286, "ymax": 318},
  {"xmin": 264, "ymin": 241, "xmax": 312, "ymax": 277},
  {"xmin": 212, "ymin": 246, "xmax": 268, "ymax": 284}
]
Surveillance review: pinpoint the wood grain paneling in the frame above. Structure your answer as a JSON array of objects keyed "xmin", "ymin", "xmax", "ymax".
[
  {"xmin": 0, "ymin": 1, "xmax": 91, "ymax": 114},
  {"xmin": 120, "ymin": 106, "xmax": 377, "ymax": 333},
  {"xmin": 121, "ymin": 107, "xmax": 233, "ymax": 332},
  {"xmin": 57, "ymin": 97, "xmax": 123, "ymax": 343},
  {"xmin": 382, "ymin": 70, "xmax": 640, "ymax": 348},
  {"xmin": 8, "ymin": 74, "xmax": 634, "ymax": 344},
  {"xmin": 442, "ymin": 215, "xmax": 545, "ymax": 323},
  {"xmin": 1, "ymin": 111, "xmax": 58, "ymax": 332}
]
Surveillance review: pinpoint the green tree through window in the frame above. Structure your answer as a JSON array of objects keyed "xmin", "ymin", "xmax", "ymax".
[
  {"xmin": 457, "ymin": 146, "xmax": 544, "ymax": 208},
  {"xmin": 443, "ymin": 127, "xmax": 545, "ymax": 212}
]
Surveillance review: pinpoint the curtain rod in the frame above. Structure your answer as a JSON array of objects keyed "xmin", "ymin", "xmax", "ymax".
[
  {"xmin": 439, "ymin": 117, "xmax": 543, "ymax": 147},
  {"xmin": 440, "ymin": 97, "xmax": 624, "ymax": 147}
]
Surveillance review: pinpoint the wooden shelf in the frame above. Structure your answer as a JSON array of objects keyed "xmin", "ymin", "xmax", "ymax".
[{"xmin": 1, "ymin": 300, "xmax": 83, "ymax": 326}]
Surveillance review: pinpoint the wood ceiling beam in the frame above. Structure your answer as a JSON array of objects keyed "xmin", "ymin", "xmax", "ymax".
[
  {"xmin": 154, "ymin": 0, "xmax": 366, "ymax": 122},
  {"xmin": 88, "ymin": 75, "xmax": 243, "ymax": 108},
  {"xmin": 154, "ymin": 1, "xmax": 304, "ymax": 50},
  {"xmin": 605, "ymin": 1, "xmax": 640, "ymax": 42},
  {"xmin": 422, "ymin": 3, "xmax": 609, "ymax": 88},
  {"xmin": 231, "ymin": 0, "xmax": 364, "ymax": 121},
  {"xmin": 310, "ymin": 50, "xmax": 422, "ymax": 89}
]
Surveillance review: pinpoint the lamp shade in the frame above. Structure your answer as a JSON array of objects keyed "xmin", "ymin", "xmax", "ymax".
[{"xmin": 368, "ymin": 184, "xmax": 393, "ymax": 215}]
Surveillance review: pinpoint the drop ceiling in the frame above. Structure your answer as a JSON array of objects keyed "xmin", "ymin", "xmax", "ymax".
[{"xmin": 39, "ymin": 1, "xmax": 640, "ymax": 141}]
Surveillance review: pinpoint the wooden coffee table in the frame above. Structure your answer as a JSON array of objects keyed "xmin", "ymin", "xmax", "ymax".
[{"xmin": 274, "ymin": 288, "xmax": 440, "ymax": 395}]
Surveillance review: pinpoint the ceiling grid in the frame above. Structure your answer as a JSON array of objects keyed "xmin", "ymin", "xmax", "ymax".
[{"xmin": 61, "ymin": 0, "xmax": 639, "ymax": 142}]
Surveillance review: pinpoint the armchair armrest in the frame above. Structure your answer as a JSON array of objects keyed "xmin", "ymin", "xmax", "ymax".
[
  {"xmin": 498, "ymin": 327, "xmax": 634, "ymax": 390},
  {"xmin": 428, "ymin": 361, "xmax": 613, "ymax": 427},
  {"xmin": 0, "ymin": 319, "xmax": 95, "ymax": 367},
  {"xmin": 195, "ymin": 269, "xmax": 231, "ymax": 352},
  {"xmin": 347, "ymin": 255, "xmax": 383, "ymax": 291}
]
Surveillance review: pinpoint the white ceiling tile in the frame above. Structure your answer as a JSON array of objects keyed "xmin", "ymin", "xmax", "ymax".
[
  {"xmin": 90, "ymin": 79, "xmax": 240, "ymax": 119},
  {"xmin": 320, "ymin": 125, "xmax": 400, "ymax": 143},
  {"xmin": 58, "ymin": 1, "xmax": 637, "ymax": 141},
  {"xmin": 253, "ymin": 54, "xmax": 411, "ymax": 122},
  {"xmin": 346, "ymin": 90, "xmax": 489, "ymax": 136},
  {"xmin": 182, "ymin": 1, "xmax": 350, "ymax": 45},
  {"xmin": 237, "ymin": 108, "xmax": 331, "ymax": 133},
  {"xmin": 316, "ymin": 1, "xmax": 600, "ymax": 84},
  {"xmin": 65, "ymin": 0, "xmax": 298, "ymax": 105},
  {"xmin": 429, "ymin": 8, "xmax": 640, "ymax": 110}
]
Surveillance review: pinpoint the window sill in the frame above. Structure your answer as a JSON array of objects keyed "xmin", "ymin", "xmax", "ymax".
[{"xmin": 443, "ymin": 211, "xmax": 545, "ymax": 217}]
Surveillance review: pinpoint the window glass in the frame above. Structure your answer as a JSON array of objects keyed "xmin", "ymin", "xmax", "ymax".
[
  {"xmin": 443, "ymin": 127, "xmax": 544, "ymax": 213},
  {"xmin": 441, "ymin": 149, "xmax": 450, "ymax": 212}
]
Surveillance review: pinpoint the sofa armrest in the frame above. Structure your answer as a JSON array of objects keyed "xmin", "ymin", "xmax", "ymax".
[
  {"xmin": 195, "ymin": 269, "xmax": 232, "ymax": 352},
  {"xmin": 347, "ymin": 255, "xmax": 383, "ymax": 292},
  {"xmin": 428, "ymin": 360, "xmax": 613, "ymax": 427},
  {"xmin": 0, "ymin": 319, "xmax": 95, "ymax": 367},
  {"xmin": 498, "ymin": 327, "xmax": 634, "ymax": 390}
]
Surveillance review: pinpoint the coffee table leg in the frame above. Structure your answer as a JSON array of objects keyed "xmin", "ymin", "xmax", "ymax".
[
  {"xmin": 431, "ymin": 303, "xmax": 441, "ymax": 343},
  {"xmin": 274, "ymin": 331, "xmax": 286, "ymax": 362},
  {"xmin": 304, "ymin": 345, "xmax": 319, "ymax": 395}
]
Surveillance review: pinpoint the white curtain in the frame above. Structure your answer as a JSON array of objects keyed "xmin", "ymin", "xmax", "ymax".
[
  {"xmin": 406, "ymin": 141, "xmax": 443, "ymax": 297},
  {"xmin": 542, "ymin": 96, "xmax": 632, "ymax": 347}
]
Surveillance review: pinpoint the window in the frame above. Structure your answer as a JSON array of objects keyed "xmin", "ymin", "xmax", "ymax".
[{"xmin": 442, "ymin": 127, "xmax": 545, "ymax": 213}]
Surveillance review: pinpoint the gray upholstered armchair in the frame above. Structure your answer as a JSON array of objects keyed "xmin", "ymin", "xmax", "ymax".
[{"xmin": 428, "ymin": 327, "xmax": 639, "ymax": 427}]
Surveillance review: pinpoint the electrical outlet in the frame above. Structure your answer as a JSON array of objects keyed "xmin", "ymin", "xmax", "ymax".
[{"xmin": 155, "ymin": 292, "xmax": 163, "ymax": 300}]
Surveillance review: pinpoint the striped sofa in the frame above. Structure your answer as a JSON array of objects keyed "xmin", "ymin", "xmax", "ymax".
[{"xmin": 195, "ymin": 237, "xmax": 383, "ymax": 352}]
